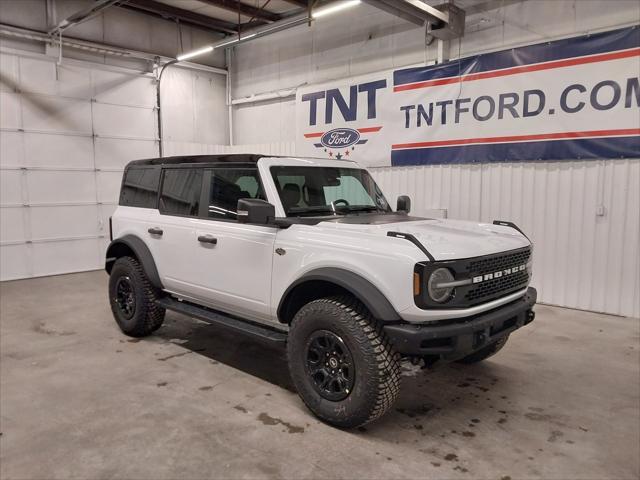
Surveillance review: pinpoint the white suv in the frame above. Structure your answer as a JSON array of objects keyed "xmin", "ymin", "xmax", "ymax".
[{"xmin": 106, "ymin": 154, "xmax": 536, "ymax": 428}]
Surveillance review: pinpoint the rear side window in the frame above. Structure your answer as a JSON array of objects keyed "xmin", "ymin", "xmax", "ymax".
[
  {"xmin": 207, "ymin": 168, "xmax": 265, "ymax": 220},
  {"xmin": 159, "ymin": 168, "xmax": 203, "ymax": 217},
  {"xmin": 119, "ymin": 167, "xmax": 160, "ymax": 208}
]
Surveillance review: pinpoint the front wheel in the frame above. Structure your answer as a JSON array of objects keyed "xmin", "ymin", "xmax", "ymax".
[
  {"xmin": 287, "ymin": 296, "xmax": 401, "ymax": 428},
  {"xmin": 108, "ymin": 256, "xmax": 165, "ymax": 337}
]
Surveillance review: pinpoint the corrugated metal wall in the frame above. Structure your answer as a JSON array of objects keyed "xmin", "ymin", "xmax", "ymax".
[
  {"xmin": 167, "ymin": 141, "xmax": 639, "ymax": 318},
  {"xmin": 163, "ymin": 141, "xmax": 296, "ymax": 157}
]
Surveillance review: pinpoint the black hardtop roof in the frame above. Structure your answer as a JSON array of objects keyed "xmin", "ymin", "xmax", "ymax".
[{"xmin": 127, "ymin": 154, "xmax": 279, "ymax": 167}]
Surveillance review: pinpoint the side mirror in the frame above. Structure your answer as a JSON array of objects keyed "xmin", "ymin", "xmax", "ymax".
[
  {"xmin": 237, "ymin": 198, "xmax": 275, "ymax": 225},
  {"xmin": 397, "ymin": 195, "xmax": 411, "ymax": 214}
]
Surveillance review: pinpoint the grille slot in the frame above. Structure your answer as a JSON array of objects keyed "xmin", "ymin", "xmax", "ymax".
[
  {"xmin": 465, "ymin": 248, "xmax": 531, "ymax": 275},
  {"xmin": 464, "ymin": 248, "xmax": 531, "ymax": 305}
]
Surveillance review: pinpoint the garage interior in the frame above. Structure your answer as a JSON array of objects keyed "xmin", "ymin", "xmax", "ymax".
[{"xmin": 0, "ymin": 0, "xmax": 639, "ymax": 479}]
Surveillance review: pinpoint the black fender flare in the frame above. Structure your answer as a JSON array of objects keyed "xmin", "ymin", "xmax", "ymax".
[
  {"xmin": 105, "ymin": 235, "xmax": 163, "ymax": 290},
  {"xmin": 278, "ymin": 267, "xmax": 401, "ymax": 323}
]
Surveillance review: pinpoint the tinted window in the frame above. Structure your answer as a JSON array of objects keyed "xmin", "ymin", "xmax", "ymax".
[
  {"xmin": 207, "ymin": 168, "xmax": 265, "ymax": 220},
  {"xmin": 159, "ymin": 168, "xmax": 203, "ymax": 217},
  {"xmin": 119, "ymin": 167, "xmax": 160, "ymax": 208}
]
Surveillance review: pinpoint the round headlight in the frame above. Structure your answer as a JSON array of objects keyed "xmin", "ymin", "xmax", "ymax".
[{"xmin": 427, "ymin": 268, "xmax": 455, "ymax": 303}]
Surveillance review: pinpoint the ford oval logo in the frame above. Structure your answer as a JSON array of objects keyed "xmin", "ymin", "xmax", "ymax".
[{"xmin": 320, "ymin": 128, "xmax": 360, "ymax": 149}]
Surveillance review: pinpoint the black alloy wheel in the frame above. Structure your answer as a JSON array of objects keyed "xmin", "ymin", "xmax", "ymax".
[
  {"xmin": 108, "ymin": 256, "xmax": 166, "ymax": 337},
  {"xmin": 305, "ymin": 330, "xmax": 355, "ymax": 401},
  {"xmin": 115, "ymin": 276, "xmax": 136, "ymax": 319}
]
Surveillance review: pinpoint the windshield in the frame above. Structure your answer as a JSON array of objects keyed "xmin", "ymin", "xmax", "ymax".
[{"xmin": 271, "ymin": 166, "xmax": 391, "ymax": 217}]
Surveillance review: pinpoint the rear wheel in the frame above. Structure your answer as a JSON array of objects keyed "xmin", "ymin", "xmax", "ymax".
[
  {"xmin": 456, "ymin": 335, "xmax": 509, "ymax": 364},
  {"xmin": 108, "ymin": 256, "xmax": 165, "ymax": 337},
  {"xmin": 287, "ymin": 296, "xmax": 400, "ymax": 428}
]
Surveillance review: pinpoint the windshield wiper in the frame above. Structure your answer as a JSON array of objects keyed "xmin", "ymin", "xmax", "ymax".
[
  {"xmin": 287, "ymin": 206, "xmax": 347, "ymax": 216},
  {"xmin": 338, "ymin": 205, "xmax": 385, "ymax": 214}
]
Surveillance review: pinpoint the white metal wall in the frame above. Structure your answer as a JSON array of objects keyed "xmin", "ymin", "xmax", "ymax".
[
  {"xmin": 0, "ymin": 49, "xmax": 227, "ymax": 280},
  {"xmin": 163, "ymin": 140, "xmax": 297, "ymax": 157}
]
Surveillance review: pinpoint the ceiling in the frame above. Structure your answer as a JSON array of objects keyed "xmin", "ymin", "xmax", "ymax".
[
  {"xmin": 118, "ymin": 0, "xmax": 517, "ymax": 38},
  {"xmin": 120, "ymin": 0, "xmax": 311, "ymax": 36}
]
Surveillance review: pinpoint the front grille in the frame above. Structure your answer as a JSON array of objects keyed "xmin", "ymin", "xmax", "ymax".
[
  {"xmin": 465, "ymin": 248, "xmax": 531, "ymax": 275},
  {"xmin": 464, "ymin": 248, "xmax": 531, "ymax": 305},
  {"xmin": 466, "ymin": 270, "xmax": 529, "ymax": 302},
  {"xmin": 415, "ymin": 246, "xmax": 532, "ymax": 310}
]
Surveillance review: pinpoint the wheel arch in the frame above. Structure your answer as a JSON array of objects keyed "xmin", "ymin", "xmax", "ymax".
[
  {"xmin": 277, "ymin": 268, "xmax": 401, "ymax": 324},
  {"xmin": 105, "ymin": 235, "xmax": 163, "ymax": 290}
]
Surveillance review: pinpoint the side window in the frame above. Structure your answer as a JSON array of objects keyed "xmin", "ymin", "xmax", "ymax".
[
  {"xmin": 159, "ymin": 168, "xmax": 203, "ymax": 217},
  {"xmin": 207, "ymin": 168, "xmax": 264, "ymax": 220},
  {"xmin": 120, "ymin": 167, "xmax": 160, "ymax": 208}
]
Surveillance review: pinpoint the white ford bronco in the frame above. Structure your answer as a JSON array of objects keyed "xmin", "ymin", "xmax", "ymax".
[{"xmin": 106, "ymin": 154, "xmax": 536, "ymax": 428}]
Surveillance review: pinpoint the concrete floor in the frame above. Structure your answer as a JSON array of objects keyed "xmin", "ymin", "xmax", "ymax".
[{"xmin": 0, "ymin": 271, "xmax": 638, "ymax": 480}]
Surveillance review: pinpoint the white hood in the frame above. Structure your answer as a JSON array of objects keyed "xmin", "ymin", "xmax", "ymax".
[{"xmin": 319, "ymin": 217, "xmax": 531, "ymax": 261}]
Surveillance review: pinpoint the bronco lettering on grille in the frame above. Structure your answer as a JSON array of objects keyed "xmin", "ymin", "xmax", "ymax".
[{"xmin": 472, "ymin": 264, "xmax": 527, "ymax": 284}]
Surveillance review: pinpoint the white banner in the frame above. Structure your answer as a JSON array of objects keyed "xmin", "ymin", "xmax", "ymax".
[{"xmin": 296, "ymin": 27, "xmax": 640, "ymax": 167}]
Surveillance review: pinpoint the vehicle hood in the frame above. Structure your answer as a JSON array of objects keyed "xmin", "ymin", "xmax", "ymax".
[{"xmin": 318, "ymin": 215, "xmax": 531, "ymax": 261}]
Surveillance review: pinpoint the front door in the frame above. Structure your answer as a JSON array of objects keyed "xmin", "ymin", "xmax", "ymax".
[{"xmin": 173, "ymin": 167, "xmax": 277, "ymax": 324}]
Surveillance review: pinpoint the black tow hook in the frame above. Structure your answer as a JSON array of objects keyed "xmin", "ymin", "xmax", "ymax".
[{"xmin": 526, "ymin": 310, "xmax": 536, "ymax": 324}]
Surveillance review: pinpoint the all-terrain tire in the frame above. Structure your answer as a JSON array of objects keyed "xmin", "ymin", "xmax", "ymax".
[
  {"xmin": 456, "ymin": 335, "xmax": 509, "ymax": 364},
  {"xmin": 108, "ymin": 256, "xmax": 165, "ymax": 337},
  {"xmin": 287, "ymin": 295, "xmax": 401, "ymax": 428}
]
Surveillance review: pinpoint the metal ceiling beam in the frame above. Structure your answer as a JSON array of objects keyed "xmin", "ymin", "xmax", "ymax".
[
  {"xmin": 281, "ymin": 0, "xmax": 308, "ymax": 8},
  {"xmin": 464, "ymin": 0, "xmax": 523, "ymax": 15},
  {"xmin": 363, "ymin": 0, "xmax": 450, "ymax": 27},
  {"xmin": 361, "ymin": 0, "xmax": 425, "ymax": 26},
  {"xmin": 48, "ymin": 0, "xmax": 122, "ymax": 35},
  {"xmin": 122, "ymin": 0, "xmax": 242, "ymax": 35},
  {"xmin": 196, "ymin": 0, "xmax": 281, "ymax": 23},
  {"xmin": 0, "ymin": 23, "xmax": 227, "ymax": 75},
  {"xmin": 206, "ymin": 10, "xmax": 310, "ymax": 50},
  {"xmin": 398, "ymin": 0, "xmax": 449, "ymax": 24}
]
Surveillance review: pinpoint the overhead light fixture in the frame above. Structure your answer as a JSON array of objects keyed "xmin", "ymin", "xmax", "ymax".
[
  {"xmin": 175, "ymin": 1, "xmax": 362, "ymax": 62},
  {"xmin": 176, "ymin": 45, "xmax": 214, "ymax": 62},
  {"xmin": 312, "ymin": 0, "xmax": 361, "ymax": 19}
]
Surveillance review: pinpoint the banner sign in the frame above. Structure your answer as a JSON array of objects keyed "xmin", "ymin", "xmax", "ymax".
[{"xmin": 296, "ymin": 26, "xmax": 640, "ymax": 167}]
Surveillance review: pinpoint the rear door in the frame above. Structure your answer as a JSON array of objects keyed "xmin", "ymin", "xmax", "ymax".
[{"xmin": 151, "ymin": 166, "xmax": 206, "ymax": 294}]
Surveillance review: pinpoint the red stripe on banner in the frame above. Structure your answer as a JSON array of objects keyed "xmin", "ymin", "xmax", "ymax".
[
  {"xmin": 304, "ymin": 126, "xmax": 383, "ymax": 138},
  {"xmin": 391, "ymin": 128, "xmax": 640, "ymax": 150},
  {"xmin": 393, "ymin": 48, "xmax": 640, "ymax": 92},
  {"xmin": 357, "ymin": 126, "xmax": 383, "ymax": 133}
]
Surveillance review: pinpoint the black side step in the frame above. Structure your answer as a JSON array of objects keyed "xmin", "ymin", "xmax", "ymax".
[{"xmin": 156, "ymin": 297, "xmax": 287, "ymax": 343}]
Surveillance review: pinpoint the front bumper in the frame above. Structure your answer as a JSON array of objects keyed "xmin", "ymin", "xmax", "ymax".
[{"xmin": 383, "ymin": 287, "xmax": 537, "ymax": 361}]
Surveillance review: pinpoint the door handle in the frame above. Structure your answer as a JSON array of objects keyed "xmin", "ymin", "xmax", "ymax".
[
  {"xmin": 148, "ymin": 227, "xmax": 163, "ymax": 236},
  {"xmin": 198, "ymin": 235, "xmax": 218, "ymax": 245}
]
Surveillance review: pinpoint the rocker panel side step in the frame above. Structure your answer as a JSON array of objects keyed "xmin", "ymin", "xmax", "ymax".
[{"xmin": 156, "ymin": 297, "xmax": 287, "ymax": 343}]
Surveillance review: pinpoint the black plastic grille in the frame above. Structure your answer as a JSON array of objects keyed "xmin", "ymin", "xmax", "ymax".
[
  {"xmin": 465, "ymin": 248, "xmax": 531, "ymax": 275},
  {"xmin": 464, "ymin": 248, "xmax": 531, "ymax": 305},
  {"xmin": 466, "ymin": 270, "xmax": 529, "ymax": 302},
  {"xmin": 415, "ymin": 246, "xmax": 532, "ymax": 310}
]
